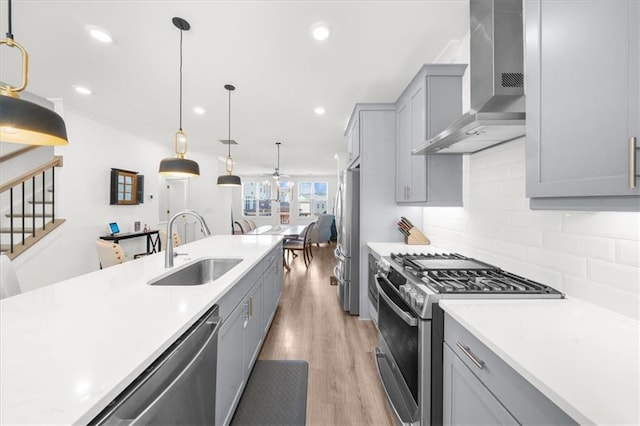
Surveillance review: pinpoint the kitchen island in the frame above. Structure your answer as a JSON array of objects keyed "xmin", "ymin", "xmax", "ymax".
[{"xmin": 0, "ymin": 235, "xmax": 282, "ymax": 425}]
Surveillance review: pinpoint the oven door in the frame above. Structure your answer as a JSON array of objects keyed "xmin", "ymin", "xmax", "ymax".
[{"xmin": 375, "ymin": 274, "xmax": 420, "ymax": 426}]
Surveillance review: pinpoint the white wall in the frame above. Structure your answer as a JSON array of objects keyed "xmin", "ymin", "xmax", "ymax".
[
  {"xmin": 422, "ymin": 139, "xmax": 640, "ymax": 320},
  {"xmin": 12, "ymin": 108, "xmax": 227, "ymax": 292}
]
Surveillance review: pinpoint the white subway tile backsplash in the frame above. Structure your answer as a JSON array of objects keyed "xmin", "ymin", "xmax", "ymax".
[
  {"xmin": 588, "ymin": 259, "xmax": 640, "ymax": 295},
  {"xmin": 486, "ymin": 239, "xmax": 526, "ymax": 260},
  {"xmin": 615, "ymin": 240, "xmax": 640, "ymax": 267},
  {"xmin": 498, "ymin": 226, "xmax": 543, "ymax": 247},
  {"xmin": 509, "ymin": 210, "xmax": 563, "ymax": 232},
  {"xmin": 526, "ymin": 247, "xmax": 587, "ymax": 277},
  {"xmin": 563, "ymin": 276, "xmax": 639, "ymax": 320},
  {"xmin": 561, "ymin": 212, "xmax": 640, "ymax": 241},
  {"xmin": 423, "ymin": 141, "xmax": 640, "ymax": 320},
  {"xmin": 542, "ymin": 231, "xmax": 615, "ymax": 262}
]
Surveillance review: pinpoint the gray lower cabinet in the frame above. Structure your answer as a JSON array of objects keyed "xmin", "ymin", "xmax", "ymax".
[
  {"xmin": 444, "ymin": 313, "xmax": 576, "ymax": 425},
  {"xmin": 525, "ymin": 0, "xmax": 640, "ymax": 211},
  {"xmin": 262, "ymin": 255, "xmax": 282, "ymax": 333},
  {"xmin": 216, "ymin": 301, "xmax": 246, "ymax": 426},
  {"xmin": 443, "ymin": 344, "xmax": 518, "ymax": 425},
  {"xmin": 215, "ymin": 246, "xmax": 282, "ymax": 426},
  {"xmin": 395, "ymin": 64, "xmax": 466, "ymax": 205}
]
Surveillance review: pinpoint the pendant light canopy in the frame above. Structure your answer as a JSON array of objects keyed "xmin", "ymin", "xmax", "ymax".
[
  {"xmin": 0, "ymin": 0, "xmax": 68, "ymax": 145},
  {"xmin": 217, "ymin": 84, "xmax": 241, "ymax": 187},
  {"xmin": 159, "ymin": 17, "xmax": 200, "ymax": 177}
]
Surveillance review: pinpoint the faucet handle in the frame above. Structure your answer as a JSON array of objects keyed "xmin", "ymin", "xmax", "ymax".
[{"xmin": 173, "ymin": 252, "xmax": 188, "ymax": 258}]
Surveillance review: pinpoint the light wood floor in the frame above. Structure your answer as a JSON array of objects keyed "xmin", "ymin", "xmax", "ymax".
[{"xmin": 259, "ymin": 244, "xmax": 396, "ymax": 426}]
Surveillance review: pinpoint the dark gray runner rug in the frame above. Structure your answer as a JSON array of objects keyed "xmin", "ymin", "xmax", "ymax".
[{"xmin": 230, "ymin": 360, "xmax": 309, "ymax": 426}]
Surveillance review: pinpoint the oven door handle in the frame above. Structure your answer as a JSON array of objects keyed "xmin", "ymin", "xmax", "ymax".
[{"xmin": 376, "ymin": 279, "xmax": 417, "ymax": 327}]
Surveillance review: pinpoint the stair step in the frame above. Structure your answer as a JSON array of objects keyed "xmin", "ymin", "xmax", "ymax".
[
  {"xmin": 4, "ymin": 213, "xmax": 53, "ymax": 218},
  {"xmin": 29, "ymin": 200, "xmax": 53, "ymax": 205}
]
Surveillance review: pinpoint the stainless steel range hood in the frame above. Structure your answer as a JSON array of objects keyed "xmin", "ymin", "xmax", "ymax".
[{"xmin": 413, "ymin": 0, "xmax": 525, "ymax": 155}]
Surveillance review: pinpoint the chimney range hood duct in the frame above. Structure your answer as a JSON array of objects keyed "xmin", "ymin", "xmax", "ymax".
[{"xmin": 413, "ymin": 0, "xmax": 525, "ymax": 155}]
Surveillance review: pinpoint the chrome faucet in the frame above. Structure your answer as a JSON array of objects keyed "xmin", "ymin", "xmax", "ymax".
[{"xmin": 165, "ymin": 210, "xmax": 212, "ymax": 268}]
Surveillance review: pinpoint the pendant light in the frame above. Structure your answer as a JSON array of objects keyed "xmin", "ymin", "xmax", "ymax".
[
  {"xmin": 273, "ymin": 142, "xmax": 282, "ymax": 181},
  {"xmin": 0, "ymin": 0, "xmax": 68, "ymax": 145},
  {"xmin": 217, "ymin": 84, "xmax": 241, "ymax": 186},
  {"xmin": 159, "ymin": 17, "xmax": 200, "ymax": 177}
]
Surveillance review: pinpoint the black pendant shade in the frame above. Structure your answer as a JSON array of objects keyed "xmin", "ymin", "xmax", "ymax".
[
  {"xmin": 158, "ymin": 17, "xmax": 200, "ymax": 177},
  {"xmin": 0, "ymin": 0, "xmax": 69, "ymax": 146},
  {"xmin": 217, "ymin": 174, "xmax": 241, "ymax": 186},
  {"xmin": 0, "ymin": 95, "xmax": 68, "ymax": 145},
  {"xmin": 159, "ymin": 157, "xmax": 200, "ymax": 177},
  {"xmin": 217, "ymin": 84, "xmax": 241, "ymax": 187}
]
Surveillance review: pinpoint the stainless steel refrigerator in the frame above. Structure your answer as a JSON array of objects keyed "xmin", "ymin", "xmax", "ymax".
[{"xmin": 334, "ymin": 168, "xmax": 359, "ymax": 315}]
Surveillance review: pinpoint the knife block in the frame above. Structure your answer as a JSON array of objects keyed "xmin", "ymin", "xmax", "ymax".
[{"xmin": 405, "ymin": 227, "xmax": 430, "ymax": 245}]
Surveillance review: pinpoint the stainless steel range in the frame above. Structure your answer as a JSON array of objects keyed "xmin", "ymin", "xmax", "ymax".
[{"xmin": 374, "ymin": 252, "xmax": 564, "ymax": 426}]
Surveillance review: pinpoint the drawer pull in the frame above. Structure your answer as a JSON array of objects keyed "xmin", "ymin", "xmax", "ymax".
[{"xmin": 456, "ymin": 342, "xmax": 485, "ymax": 369}]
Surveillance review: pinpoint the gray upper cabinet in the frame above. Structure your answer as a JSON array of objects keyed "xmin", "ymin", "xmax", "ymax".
[
  {"xmin": 525, "ymin": 0, "xmax": 640, "ymax": 211},
  {"xmin": 395, "ymin": 64, "xmax": 467, "ymax": 205}
]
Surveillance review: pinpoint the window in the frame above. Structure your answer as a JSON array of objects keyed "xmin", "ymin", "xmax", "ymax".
[
  {"xmin": 297, "ymin": 181, "xmax": 328, "ymax": 217},
  {"xmin": 278, "ymin": 181, "xmax": 293, "ymax": 224},
  {"xmin": 243, "ymin": 182, "xmax": 272, "ymax": 217}
]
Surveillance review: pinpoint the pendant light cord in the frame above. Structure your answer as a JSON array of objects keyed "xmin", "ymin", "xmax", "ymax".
[
  {"xmin": 178, "ymin": 29, "xmax": 183, "ymax": 131},
  {"xmin": 228, "ymin": 88, "xmax": 232, "ymax": 157},
  {"xmin": 6, "ymin": 0, "xmax": 14, "ymax": 39}
]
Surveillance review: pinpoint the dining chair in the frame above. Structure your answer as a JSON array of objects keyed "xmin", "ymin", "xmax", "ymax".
[
  {"xmin": 158, "ymin": 229, "xmax": 181, "ymax": 249},
  {"xmin": 235, "ymin": 221, "xmax": 249, "ymax": 234},
  {"xmin": 241, "ymin": 219, "xmax": 253, "ymax": 232},
  {"xmin": 248, "ymin": 219, "xmax": 257, "ymax": 230},
  {"xmin": 0, "ymin": 255, "xmax": 22, "ymax": 299},
  {"xmin": 283, "ymin": 221, "xmax": 315, "ymax": 269},
  {"xmin": 95, "ymin": 239, "xmax": 126, "ymax": 268}
]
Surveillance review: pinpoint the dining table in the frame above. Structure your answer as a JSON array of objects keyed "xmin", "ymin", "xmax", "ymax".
[
  {"xmin": 246, "ymin": 225, "xmax": 308, "ymax": 270},
  {"xmin": 246, "ymin": 225, "xmax": 306, "ymax": 238}
]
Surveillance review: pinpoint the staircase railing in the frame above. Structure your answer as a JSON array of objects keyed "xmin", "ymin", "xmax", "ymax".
[{"xmin": 0, "ymin": 155, "xmax": 64, "ymax": 259}]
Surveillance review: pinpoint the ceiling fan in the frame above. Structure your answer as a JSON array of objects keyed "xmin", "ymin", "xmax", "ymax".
[{"xmin": 262, "ymin": 142, "xmax": 290, "ymax": 180}]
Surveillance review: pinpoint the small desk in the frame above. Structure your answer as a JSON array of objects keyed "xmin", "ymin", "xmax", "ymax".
[{"xmin": 100, "ymin": 230, "xmax": 161, "ymax": 254}]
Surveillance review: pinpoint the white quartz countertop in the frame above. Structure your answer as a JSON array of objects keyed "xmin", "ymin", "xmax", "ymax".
[
  {"xmin": 0, "ymin": 235, "xmax": 282, "ymax": 425},
  {"xmin": 440, "ymin": 299, "xmax": 640, "ymax": 426}
]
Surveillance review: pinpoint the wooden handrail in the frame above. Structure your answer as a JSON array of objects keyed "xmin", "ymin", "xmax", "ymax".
[
  {"xmin": 0, "ymin": 145, "xmax": 39, "ymax": 164},
  {"xmin": 0, "ymin": 156, "xmax": 64, "ymax": 193}
]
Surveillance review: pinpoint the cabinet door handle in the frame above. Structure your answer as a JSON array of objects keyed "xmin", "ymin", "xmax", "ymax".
[
  {"xmin": 407, "ymin": 186, "xmax": 410, "ymax": 200},
  {"xmin": 630, "ymin": 137, "xmax": 637, "ymax": 189},
  {"xmin": 456, "ymin": 342, "xmax": 485, "ymax": 369},
  {"xmin": 249, "ymin": 296, "xmax": 253, "ymax": 320}
]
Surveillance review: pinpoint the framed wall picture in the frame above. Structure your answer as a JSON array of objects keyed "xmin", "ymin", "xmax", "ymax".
[{"xmin": 110, "ymin": 168, "xmax": 144, "ymax": 205}]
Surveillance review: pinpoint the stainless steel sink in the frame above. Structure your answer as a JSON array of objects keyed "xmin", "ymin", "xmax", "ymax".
[{"xmin": 149, "ymin": 258, "xmax": 243, "ymax": 286}]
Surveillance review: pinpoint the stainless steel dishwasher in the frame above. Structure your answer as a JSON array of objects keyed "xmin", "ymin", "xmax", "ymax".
[{"xmin": 90, "ymin": 305, "xmax": 221, "ymax": 425}]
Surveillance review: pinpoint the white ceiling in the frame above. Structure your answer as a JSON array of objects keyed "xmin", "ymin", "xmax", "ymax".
[{"xmin": 0, "ymin": 0, "xmax": 469, "ymax": 176}]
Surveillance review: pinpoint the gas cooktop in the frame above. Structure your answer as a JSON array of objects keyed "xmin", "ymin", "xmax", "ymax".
[{"xmin": 383, "ymin": 252, "xmax": 564, "ymax": 318}]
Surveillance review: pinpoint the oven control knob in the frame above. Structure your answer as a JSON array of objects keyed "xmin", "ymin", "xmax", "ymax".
[
  {"xmin": 414, "ymin": 295, "xmax": 425, "ymax": 309},
  {"xmin": 399, "ymin": 285, "xmax": 410, "ymax": 298}
]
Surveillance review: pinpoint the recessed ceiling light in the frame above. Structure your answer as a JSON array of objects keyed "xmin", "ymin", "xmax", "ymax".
[
  {"xmin": 86, "ymin": 25, "xmax": 113, "ymax": 44},
  {"xmin": 314, "ymin": 106, "xmax": 326, "ymax": 115},
  {"xmin": 193, "ymin": 106, "xmax": 206, "ymax": 115},
  {"xmin": 74, "ymin": 86, "xmax": 92, "ymax": 95},
  {"xmin": 311, "ymin": 22, "xmax": 331, "ymax": 41}
]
